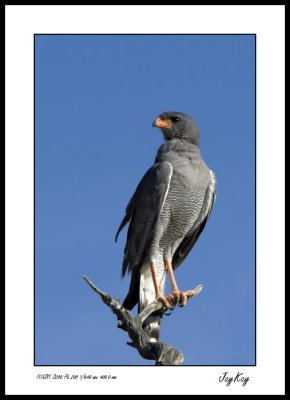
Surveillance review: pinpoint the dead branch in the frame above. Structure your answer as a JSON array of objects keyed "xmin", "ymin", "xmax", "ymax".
[{"xmin": 83, "ymin": 275, "xmax": 203, "ymax": 366}]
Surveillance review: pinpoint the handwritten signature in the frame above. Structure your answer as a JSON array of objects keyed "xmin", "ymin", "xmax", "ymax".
[{"xmin": 219, "ymin": 372, "xmax": 250, "ymax": 387}]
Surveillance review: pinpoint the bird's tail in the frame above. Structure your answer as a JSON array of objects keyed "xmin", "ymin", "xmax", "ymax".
[{"xmin": 139, "ymin": 263, "xmax": 166, "ymax": 342}]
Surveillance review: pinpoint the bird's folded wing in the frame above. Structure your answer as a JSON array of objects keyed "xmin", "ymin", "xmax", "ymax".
[
  {"xmin": 115, "ymin": 161, "xmax": 173, "ymax": 277},
  {"xmin": 173, "ymin": 170, "xmax": 217, "ymax": 269}
]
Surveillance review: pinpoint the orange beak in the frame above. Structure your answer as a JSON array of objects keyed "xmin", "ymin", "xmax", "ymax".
[{"xmin": 153, "ymin": 116, "xmax": 173, "ymax": 129}]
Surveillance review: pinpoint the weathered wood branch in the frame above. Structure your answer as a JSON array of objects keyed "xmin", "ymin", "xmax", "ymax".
[{"xmin": 83, "ymin": 275, "xmax": 203, "ymax": 366}]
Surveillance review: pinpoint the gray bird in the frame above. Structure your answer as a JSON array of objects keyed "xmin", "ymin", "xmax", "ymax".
[{"xmin": 115, "ymin": 111, "xmax": 216, "ymax": 343}]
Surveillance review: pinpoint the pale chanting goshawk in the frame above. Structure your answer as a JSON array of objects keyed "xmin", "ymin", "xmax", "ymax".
[{"xmin": 115, "ymin": 112, "xmax": 216, "ymax": 342}]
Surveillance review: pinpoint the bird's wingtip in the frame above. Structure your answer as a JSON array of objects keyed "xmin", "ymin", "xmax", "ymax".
[{"xmin": 115, "ymin": 231, "xmax": 120, "ymax": 243}]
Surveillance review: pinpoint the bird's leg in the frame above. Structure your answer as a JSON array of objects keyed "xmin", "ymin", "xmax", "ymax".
[
  {"xmin": 149, "ymin": 263, "xmax": 170, "ymax": 309},
  {"xmin": 165, "ymin": 260, "xmax": 187, "ymax": 307}
]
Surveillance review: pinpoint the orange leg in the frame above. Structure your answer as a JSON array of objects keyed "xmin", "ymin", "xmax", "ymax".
[
  {"xmin": 165, "ymin": 260, "xmax": 187, "ymax": 307},
  {"xmin": 150, "ymin": 263, "xmax": 170, "ymax": 308}
]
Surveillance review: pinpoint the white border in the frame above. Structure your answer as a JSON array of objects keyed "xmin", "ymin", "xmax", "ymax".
[{"xmin": 6, "ymin": 5, "xmax": 285, "ymax": 395}]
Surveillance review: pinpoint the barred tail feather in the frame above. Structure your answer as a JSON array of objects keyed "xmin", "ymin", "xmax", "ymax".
[{"xmin": 139, "ymin": 263, "xmax": 166, "ymax": 342}]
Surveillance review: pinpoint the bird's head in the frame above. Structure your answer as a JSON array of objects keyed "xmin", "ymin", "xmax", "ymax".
[{"xmin": 152, "ymin": 111, "xmax": 200, "ymax": 146}]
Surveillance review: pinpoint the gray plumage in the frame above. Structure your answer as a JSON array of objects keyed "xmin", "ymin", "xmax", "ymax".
[{"xmin": 116, "ymin": 112, "xmax": 216, "ymax": 342}]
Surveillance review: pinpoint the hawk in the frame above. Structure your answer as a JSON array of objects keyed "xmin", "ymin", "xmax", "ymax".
[{"xmin": 115, "ymin": 112, "xmax": 216, "ymax": 342}]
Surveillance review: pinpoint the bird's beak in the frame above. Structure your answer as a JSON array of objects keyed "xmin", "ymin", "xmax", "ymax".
[{"xmin": 152, "ymin": 116, "xmax": 173, "ymax": 128}]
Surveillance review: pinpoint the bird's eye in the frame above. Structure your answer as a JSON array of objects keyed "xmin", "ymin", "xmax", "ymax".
[{"xmin": 171, "ymin": 117, "xmax": 181, "ymax": 122}]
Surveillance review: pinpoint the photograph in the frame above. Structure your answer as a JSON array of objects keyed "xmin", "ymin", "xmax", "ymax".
[{"xmin": 34, "ymin": 34, "xmax": 256, "ymax": 367}]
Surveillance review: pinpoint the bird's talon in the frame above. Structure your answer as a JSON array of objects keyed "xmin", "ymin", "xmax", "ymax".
[
  {"xmin": 156, "ymin": 295, "xmax": 170, "ymax": 309},
  {"xmin": 172, "ymin": 291, "xmax": 179, "ymax": 297},
  {"xmin": 171, "ymin": 291, "xmax": 181, "ymax": 306},
  {"xmin": 180, "ymin": 291, "xmax": 187, "ymax": 307},
  {"xmin": 169, "ymin": 291, "xmax": 187, "ymax": 307}
]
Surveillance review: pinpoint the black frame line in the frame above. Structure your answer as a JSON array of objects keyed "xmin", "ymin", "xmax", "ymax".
[
  {"xmin": 34, "ymin": 33, "xmax": 256, "ymax": 367},
  {"xmin": 7, "ymin": 4, "xmax": 287, "ymax": 6}
]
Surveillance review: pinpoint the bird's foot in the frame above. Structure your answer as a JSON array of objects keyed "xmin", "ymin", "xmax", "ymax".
[
  {"xmin": 168, "ymin": 291, "xmax": 187, "ymax": 308},
  {"xmin": 156, "ymin": 295, "xmax": 171, "ymax": 309}
]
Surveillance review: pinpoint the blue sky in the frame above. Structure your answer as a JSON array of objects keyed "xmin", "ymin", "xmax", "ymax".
[{"xmin": 35, "ymin": 34, "xmax": 255, "ymax": 366}]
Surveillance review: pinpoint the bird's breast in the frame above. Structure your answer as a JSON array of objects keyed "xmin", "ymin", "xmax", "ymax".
[{"xmin": 149, "ymin": 180, "xmax": 206, "ymax": 260}]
